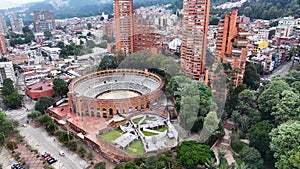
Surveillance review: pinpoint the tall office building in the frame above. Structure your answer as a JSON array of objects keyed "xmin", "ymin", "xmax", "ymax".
[
  {"xmin": 114, "ymin": 0, "xmax": 134, "ymax": 54},
  {"xmin": 215, "ymin": 9, "xmax": 249, "ymax": 87},
  {"xmin": 10, "ymin": 15, "xmax": 24, "ymax": 34},
  {"xmin": 180, "ymin": 0, "xmax": 210, "ymax": 80},
  {"xmin": 0, "ymin": 35, "xmax": 7, "ymax": 56},
  {"xmin": 34, "ymin": 10, "xmax": 55, "ymax": 33},
  {"xmin": 0, "ymin": 14, "xmax": 8, "ymax": 35}
]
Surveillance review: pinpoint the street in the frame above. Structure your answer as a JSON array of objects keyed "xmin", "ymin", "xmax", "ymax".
[
  {"xmin": 3, "ymin": 94, "xmax": 89, "ymax": 169},
  {"xmin": 19, "ymin": 126, "xmax": 89, "ymax": 169},
  {"xmin": 264, "ymin": 60, "xmax": 293, "ymax": 79}
]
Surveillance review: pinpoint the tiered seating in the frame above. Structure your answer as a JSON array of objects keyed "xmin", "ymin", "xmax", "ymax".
[{"xmin": 73, "ymin": 73, "xmax": 161, "ymax": 98}]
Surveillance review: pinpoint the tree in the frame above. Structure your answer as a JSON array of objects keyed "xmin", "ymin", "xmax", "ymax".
[
  {"xmin": 53, "ymin": 78, "xmax": 68, "ymax": 97},
  {"xmin": 114, "ymin": 164, "xmax": 124, "ymax": 169},
  {"xmin": 270, "ymin": 121, "xmax": 300, "ymax": 169},
  {"xmin": 3, "ymin": 92, "xmax": 23, "ymax": 109},
  {"xmin": 78, "ymin": 146, "xmax": 87, "ymax": 157},
  {"xmin": 243, "ymin": 63, "xmax": 260, "ymax": 90},
  {"xmin": 46, "ymin": 122, "xmax": 58, "ymax": 135},
  {"xmin": 87, "ymin": 23, "xmax": 92, "ymax": 30},
  {"xmin": 248, "ymin": 121, "xmax": 274, "ymax": 158},
  {"xmin": 66, "ymin": 140, "xmax": 78, "ymax": 151},
  {"xmin": 98, "ymin": 55, "xmax": 118, "ymax": 70},
  {"xmin": 86, "ymin": 40, "xmax": 96, "ymax": 48},
  {"xmin": 27, "ymin": 111, "xmax": 42, "ymax": 120},
  {"xmin": 94, "ymin": 162, "xmax": 106, "ymax": 169},
  {"xmin": 34, "ymin": 96, "xmax": 55, "ymax": 113},
  {"xmin": 38, "ymin": 114, "xmax": 53, "ymax": 126},
  {"xmin": 2, "ymin": 78, "xmax": 15, "ymax": 96},
  {"xmin": 271, "ymin": 90, "xmax": 300, "ymax": 124},
  {"xmin": 235, "ymin": 89, "xmax": 261, "ymax": 126},
  {"xmin": 176, "ymin": 141, "xmax": 214, "ymax": 169},
  {"xmin": 44, "ymin": 30, "xmax": 52, "ymax": 39},
  {"xmin": 258, "ymin": 79, "xmax": 291, "ymax": 120},
  {"xmin": 58, "ymin": 131, "xmax": 72, "ymax": 144},
  {"xmin": 239, "ymin": 146, "xmax": 263, "ymax": 169},
  {"xmin": 124, "ymin": 162, "xmax": 137, "ymax": 169},
  {"xmin": 87, "ymin": 151, "xmax": 94, "ymax": 161}
]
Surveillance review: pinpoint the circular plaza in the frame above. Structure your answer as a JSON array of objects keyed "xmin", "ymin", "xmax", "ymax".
[{"xmin": 68, "ymin": 69, "xmax": 164, "ymax": 118}]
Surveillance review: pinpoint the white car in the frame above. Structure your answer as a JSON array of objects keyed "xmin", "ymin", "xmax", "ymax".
[{"xmin": 59, "ymin": 151, "xmax": 65, "ymax": 156}]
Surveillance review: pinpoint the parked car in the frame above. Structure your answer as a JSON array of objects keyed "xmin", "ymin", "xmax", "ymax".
[
  {"xmin": 42, "ymin": 152, "xmax": 50, "ymax": 158},
  {"xmin": 11, "ymin": 163, "xmax": 24, "ymax": 169},
  {"xmin": 47, "ymin": 158, "xmax": 57, "ymax": 165}
]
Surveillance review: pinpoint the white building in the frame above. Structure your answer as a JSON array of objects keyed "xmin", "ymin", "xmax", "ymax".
[{"xmin": 0, "ymin": 62, "xmax": 16, "ymax": 87}]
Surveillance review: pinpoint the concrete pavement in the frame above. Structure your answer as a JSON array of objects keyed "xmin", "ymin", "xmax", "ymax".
[{"xmin": 19, "ymin": 126, "xmax": 89, "ymax": 169}]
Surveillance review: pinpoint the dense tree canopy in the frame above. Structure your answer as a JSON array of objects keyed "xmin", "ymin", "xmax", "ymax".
[
  {"xmin": 3, "ymin": 92, "xmax": 24, "ymax": 109},
  {"xmin": 176, "ymin": 141, "xmax": 214, "ymax": 169},
  {"xmin": 2, "ymin": 78, "xmax": 15, "ymax": 96},
  {"xmin": 98, "ymin": 55, "xmax": 118, "ymax": 70},
  {"xmin": 248, "ymin": 120, "xmax": 274, "ymax": 157},
  {"xmin": 271, "ymin": 90, "xmax": 300, "ymax": 124},
  {"xmin": 53, "ymin": 78, "xmax": 69, "ymax": 97},
  {"xmin": 34, "ymin": 96, "xmax": 55, "ymax": 113},
  {"xmin": 270, "ymin": 121, "xmax": 300, "ymax": 169},
  {"xmin": 239, "ymin": 146, "xmax": 263, "ymax": 169},
  {"xmin": 243, "ymin": 63, "xmax": 260, "ymax": 90},
  {"xmin": 258, "ymin": 79, "xmax": 291, "ymax": 120}
]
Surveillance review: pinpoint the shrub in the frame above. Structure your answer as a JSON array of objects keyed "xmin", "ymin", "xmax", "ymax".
[{"xmin": 6, "ymin": 140, "xmax": 18, "ymax": 150}]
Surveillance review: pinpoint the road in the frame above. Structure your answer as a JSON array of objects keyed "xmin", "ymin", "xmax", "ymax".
[
  {"xmin": 4, "ymin": 95, "xmax": 89, "ymax": 169},
  {"xmin": 19, "ymin": 126, "xmax": 89, "ymax": 169},
  {"xmin": 264, "ymin": 60, "xmax": 293, "ymax": 79}
]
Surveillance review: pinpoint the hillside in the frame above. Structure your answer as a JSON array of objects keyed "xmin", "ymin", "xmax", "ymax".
[{"xmin": 239, "ymin": 0, "xmax": 300, "ymax": 19}]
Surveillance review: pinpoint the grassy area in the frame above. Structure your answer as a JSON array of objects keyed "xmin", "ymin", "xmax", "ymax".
[
  {"xmin": 100, "ymin": 128, "xmax": 122, "ymax": 143},
  {"xmin": 142, "ymin": 131, "xmax": 158, "ymax": 136},
  {"xmin": 132, "ymin": 117, "xmax": 143, "ymax": 124},
  {"xmin": 125, "ymin": 139, "xmax": 145, "ymax": 155},
  {"xmin": 153, "ymin": 126, "xmax": 168, "ymax": 132}
]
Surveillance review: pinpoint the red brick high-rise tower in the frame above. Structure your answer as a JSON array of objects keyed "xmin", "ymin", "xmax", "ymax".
[
  {"xmin": 181, "ymin": 0, "xmax": 210, "ymax": 80},
  {"xmin": 0, "ymin": 35, "xmax": 7, "ymax": 56},
  {"xmin": 215, "ymin": 9, "xmax": 249, "ymax": 87},
  {"xmin": 114, "ymin": 0, "xmax": 134, "ymax": 55}
]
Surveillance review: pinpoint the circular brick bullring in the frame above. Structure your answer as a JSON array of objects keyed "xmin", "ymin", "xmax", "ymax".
[{"xmin": 68, "ymin": 69, "xmax": 164, "ymax": 118}]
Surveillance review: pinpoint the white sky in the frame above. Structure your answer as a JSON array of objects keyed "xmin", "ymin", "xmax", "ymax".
[{"xmin": 0, "ymin": 0, "xmax": 44, "ymax": 9}]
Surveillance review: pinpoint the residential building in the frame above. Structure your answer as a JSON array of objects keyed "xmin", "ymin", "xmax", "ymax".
[
  {"xmin": 9, "ymin": 15, "xmax": 24, "ymax": 34},
  {"xmin": 114, "ymin": 0, "xmax": 162, "ymax": 55},
  {"xmin": 215, "ymin": 9, "xmax": 249, "ymax": 87},
  {"xmin": 114, "ymin": 0, "xmax": 134, "ymax": 54},
  {"xmin": 180, "ymin": 0, "xmax": 210, "ymax": 80},
  {"xmin": 34, "ymin": 10, "xmax": 55, "ymax": 33},
  {"xmin": 6, "ymin": 55, "xmax": 29, "ymax": 65},
  {"xmin": 0, "ymin": 35, "xmax": 7, "ymax": 56},
  {"xmin": 0, "ymin": 62, "xmax": 16, "ymax": 88},
  {"xmin": 0, "ymin": 14, "xmax": 8, "ymax": 35}
]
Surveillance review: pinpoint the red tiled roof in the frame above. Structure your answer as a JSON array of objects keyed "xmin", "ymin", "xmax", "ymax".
[{"xmin": 26, "ymin": 81, "xmax": 54, "ymax": 99}]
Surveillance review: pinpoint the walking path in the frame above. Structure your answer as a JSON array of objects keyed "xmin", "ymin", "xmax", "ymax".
[{"xmin": 0, "ymin": 147, "xmax": 16, "ymax": 169}]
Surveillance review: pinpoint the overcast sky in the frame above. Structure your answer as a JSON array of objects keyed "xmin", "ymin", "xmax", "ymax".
[{"xmin": 0, "ymin": 0, "xmax": 44, "ymax": 9}]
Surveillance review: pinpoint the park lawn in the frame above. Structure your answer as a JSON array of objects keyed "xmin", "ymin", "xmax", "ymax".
[
  {"xmin": 153, "ymin": 126, "xmax": 168, "ymax": 132},
  {"xmin": 100, "ymin": 128, "xmax": 122, "ymax": 143},
  {"xmin": 132, "ymin": 117, "xmax": 143, "ymax": 124},
  {"xmin": 125, "ymin": 139, "xmax": 145, "ymax": 155},
  {"xmin": 142, "ymin": 131, "xmax": 158, "ymax": 136}
]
